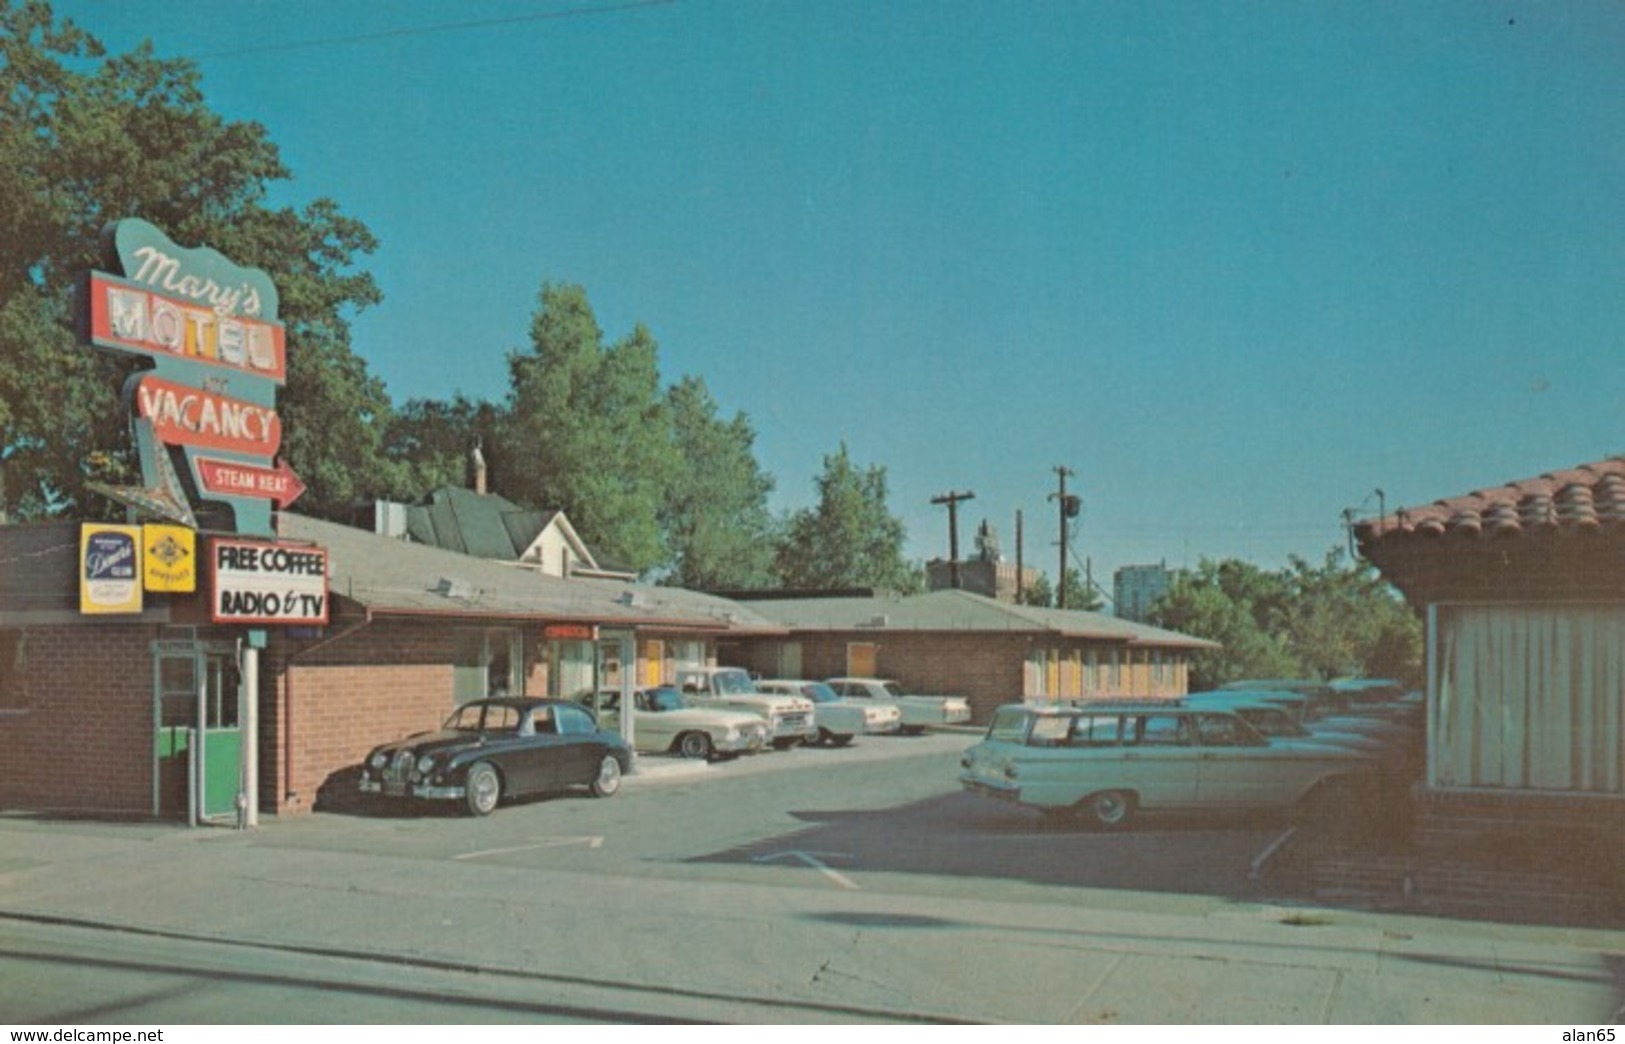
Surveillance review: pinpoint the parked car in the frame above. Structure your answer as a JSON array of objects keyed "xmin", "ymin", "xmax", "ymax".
[
  {"xmin": 825, "ymin": 677, "xmax": 973, "ymax": 734},
  {"xmin": 1181, "ymin": 691, "xmax": 1411, "ymax": 775},
  {"xmin": 757, "ymin": 679, "xmax": 903, "ymax": 745},
  {"xmin": 959, "ymin": 702, "xmax": 1376, "ymax": 828},
  {"xmin": 673, "ymin": 667, "xmax": 819, "ymax": 749},
  {"xmin": 358, "ymin": 697, "xmax": 632, "ymax": 816},
  {"xmin": 588, "ymin": 686, "xmax": 767, "ymax": 760}
]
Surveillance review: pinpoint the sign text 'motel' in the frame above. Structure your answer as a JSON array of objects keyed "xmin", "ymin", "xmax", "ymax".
[{"xmin": 80, "ymin": 219, "xmax": 304, "ymax": 534}]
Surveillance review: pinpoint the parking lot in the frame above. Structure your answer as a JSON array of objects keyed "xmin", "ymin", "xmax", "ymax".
[{"xmin": 4, "ymin": 730, "xmax": 1621, "ymax": 1024}]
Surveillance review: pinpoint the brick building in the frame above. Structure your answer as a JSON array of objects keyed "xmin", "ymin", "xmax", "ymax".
[
  {"xmin": 0, "ymin": 513, "xmax": 781, "ymax": 820},
  {"xmin": 724, "ymin": 589, "xmax": 1214, "ymax": 721},
  {"xmin": 1354, "ymin": 456, "xmax": 1625, "ymax": 922}
]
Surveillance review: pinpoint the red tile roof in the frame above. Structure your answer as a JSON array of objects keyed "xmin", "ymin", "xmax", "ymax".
[{"xmin": 1356, "ymin": 457, "xmax": 1625, "ymax": 544}]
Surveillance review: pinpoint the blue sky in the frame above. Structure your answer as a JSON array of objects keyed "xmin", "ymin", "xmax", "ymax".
[{"xmin": 51, "ymin": 0, "xmax": 1625, "ymax": 595}]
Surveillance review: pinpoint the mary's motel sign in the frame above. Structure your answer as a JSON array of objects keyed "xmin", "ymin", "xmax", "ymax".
[{"xmin": 76, "ymin": 219, "xmax": 326, "ymax": 626}]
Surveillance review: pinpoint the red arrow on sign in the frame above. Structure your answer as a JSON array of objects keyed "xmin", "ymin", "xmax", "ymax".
[{"xmin": 194, "ymin": 456, "xmax": 306, "ymax": 508}]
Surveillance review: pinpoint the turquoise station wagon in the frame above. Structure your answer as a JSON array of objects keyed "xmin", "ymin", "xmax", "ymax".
[{"xmin": 959, "ymin": 703, "xmax": 1376, "ymax": 828}]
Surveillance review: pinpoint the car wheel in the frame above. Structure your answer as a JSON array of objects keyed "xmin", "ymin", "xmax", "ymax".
[
  {"xmin": 590, "ymin": 754, "xmax": 623, "ymax": 798},
  {"xmin": 829, "ymin": 733, "xmax": 853, "ymax": 747},
  {"xmin": 1085, "ymin": 790, "xmax": 1134, "ymax": 829},
  {"xmin": 464, "ymin": 761, "xmax": 501, "ymax": 817},
  {"xmin": 677, "ymin": 731, "xmax": 713, "ymax": 760},
  {"xmin": 814, "ymin": 727, "xmax": 834, "ymax": 747}
]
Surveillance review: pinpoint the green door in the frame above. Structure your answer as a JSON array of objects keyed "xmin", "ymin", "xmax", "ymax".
[{"xmin": 152, "ymin": 641, "xmax": 241, "ymax": 823}]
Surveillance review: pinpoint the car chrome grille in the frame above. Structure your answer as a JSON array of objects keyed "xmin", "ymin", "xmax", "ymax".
[
  {"xmin": 384, "ymin": 750, "xmax": 414, "ymax": 783},
  {"xmin": 779, "ymin": 712, "xmax": 810, "ymax": 729}
]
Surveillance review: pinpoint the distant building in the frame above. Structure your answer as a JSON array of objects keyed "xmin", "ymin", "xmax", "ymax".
[
  {"xmin": 726, "ymin": 588, "xmax": 1216, "ymax": 722},
  {"xmin": 926, "ymin": 519, "xmax": 1038, "ymax": 603},
  {"xmin": 1114, "ymin": 562, "xmax": 1172, "ymax": 622}
]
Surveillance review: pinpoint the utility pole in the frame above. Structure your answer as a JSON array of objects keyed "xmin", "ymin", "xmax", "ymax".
[
  {"xmin": 1015, "ymin": 509, "xmax": 1025, "ymax": 604},
  {"xmin": 931, "ymin": 490, "xmax": 976, "ymax": 589},
  {"xmin": 1049, "ymin": 466, "xmax": 1078, "ymax": 608}
]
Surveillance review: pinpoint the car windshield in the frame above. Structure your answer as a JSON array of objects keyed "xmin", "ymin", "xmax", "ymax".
[
  {"xmin": 987, "ymin": 707, "xmax": 1032, "ymax": 742},
  {"xmin": 445, "ymin": 704, "xmax": 486, "ymax": 731},
  {"xmin": 1235, "ymin": 707, "xmax": 1307, "ymax": 738},
  {"xmin": 444, "ymin": 702, "xmax": 521, "ymax": 733},
  {"xmin": 801, "ymin": 683, "xmax": 838, "ymax": 703},
  {"xmin": 646, "ymin": 688, "xmax": 685, "ymax": 712},
  {"xmin": 711, "ymin": 671, "xmax": 754, "ymax": 695}
]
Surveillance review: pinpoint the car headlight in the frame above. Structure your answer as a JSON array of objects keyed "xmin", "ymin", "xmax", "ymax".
[
  {"xmin": 369, "ymin": 752, "xmax": 387, "ymax": 769},
  {"xmin": 415, "ymin": 754, "xmax": 436, "ymax": 775}
]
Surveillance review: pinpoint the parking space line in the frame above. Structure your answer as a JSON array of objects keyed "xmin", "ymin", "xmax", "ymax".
[
  {"xmin": 1249, "ymin": 826, "xmax": 1297, "ymax": 880},
  {"xmin": 753, "ymin": 850, "xmax": 860, "ymax": 890},
  {"xmin": 453, "ymin": 836, "xmax": 604, "ymax": 860}
]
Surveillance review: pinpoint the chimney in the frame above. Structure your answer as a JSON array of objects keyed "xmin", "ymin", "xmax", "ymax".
[{"xmin": 471, "ymin": 439, "xmax": 487, "ymax": 495}]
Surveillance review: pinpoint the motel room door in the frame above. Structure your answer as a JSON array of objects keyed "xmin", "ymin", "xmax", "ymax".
[{"xmin": 152, "ymin": 638, "xmax": 242, "ymax": 823}]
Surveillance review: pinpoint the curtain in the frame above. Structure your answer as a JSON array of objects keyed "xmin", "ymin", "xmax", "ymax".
[{"xmin": 1435, "ymin": 605, "xmax": 1625, "ymax": 793}]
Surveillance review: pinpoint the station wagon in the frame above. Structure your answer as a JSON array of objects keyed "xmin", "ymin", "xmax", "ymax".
[{"xmin": 959, "ymin": 702, "xmax": 1375, "ymax": 828}]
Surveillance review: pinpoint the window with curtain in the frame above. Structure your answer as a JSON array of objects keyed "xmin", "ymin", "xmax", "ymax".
[{"xmin": 1434, "ymin": 605, "xmax": 1625, "ymax": 793}]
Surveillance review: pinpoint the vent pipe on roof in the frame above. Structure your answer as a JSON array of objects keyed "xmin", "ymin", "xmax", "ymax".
[{"xmin": 471, "ymin": 438, "xmax": 487, "ymax": 496}]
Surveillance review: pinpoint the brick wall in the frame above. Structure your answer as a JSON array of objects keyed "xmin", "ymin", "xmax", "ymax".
[
  {"xmin": 730, "ymin": 632, "xmax": 1030, "ymax": 722},
  {"xmin": 267, "ymin": 619, "xmax": 463, "ymax": 815},
  {"xmin": 1303, "ymin": 787, "xmax": 1625, "ymax": 926},
  {"xmin": 0, "ymin": 624, "xmax": 156, "ymax": 815}
]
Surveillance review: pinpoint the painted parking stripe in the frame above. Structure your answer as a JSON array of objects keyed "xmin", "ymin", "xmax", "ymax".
[{"xmin": 454, "ymin": 836, "xmax": 604, "ymax": 860}]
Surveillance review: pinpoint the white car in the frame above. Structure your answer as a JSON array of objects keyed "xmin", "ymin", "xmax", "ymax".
[
  {"xmin": 825, "ymin": 677, "xmax": 973, "ymax": 734},
  {"xmin": 960, "ymin": 703, "xmax": 1376, "ymax": 828},
  {"xmin": 587, "ymin": 687, "xmax": 767, "ymax": 760},
  {"xmin": 757, "ymin": 679, "xmax": 902, "ymax": 746},
  {"xmin": 672, "ymin": 667, "xmax": 819, "ymax": 749}
]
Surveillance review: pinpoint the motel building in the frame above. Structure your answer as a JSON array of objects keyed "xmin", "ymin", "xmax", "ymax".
[
  {"xmin": 0, "ymin": 513, "xmax": 781, "ymax": 822},
  {"xmin": 0, "ymin": 218, "xmax": 781, "ymax": 823}
]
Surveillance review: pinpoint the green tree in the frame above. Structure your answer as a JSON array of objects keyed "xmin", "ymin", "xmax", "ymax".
[
  {"xmin": 1152, "ymin": 562, "xmax": 1298, "ymax": 690},
  {"xmin": 775, "ymin": 443, "xmax": 920, "ymax": 592},
  {"xmin": 383, "ymin": 393, "xmax": 504, "ymax": 493},
  {"xmin": 1149, "ymin": 551, "xmax": 1423, "ymax": 689},
  {"xmin": 503, "ymin": 284, "xmax": 675, "ymax": 574},
  {"xmin": 1018, "ymin": 567, "xmax": 1103, "ymax": 612},
  {"xmin": 660, "ymin": 376, "xmax": 777, "ymax": 590},
  {"xmin": 0, "ymin": 1, "xmax": 400, "ymax": 520},
  {"xmin": 1282, "ymin": 549, "xmax": 1422, "ymax": 683}
]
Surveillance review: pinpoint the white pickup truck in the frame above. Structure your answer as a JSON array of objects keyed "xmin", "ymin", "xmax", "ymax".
[
  {"xmin": 673, "ymin": 667, "xmax": 819, "ymax": 749},
  {"xmin": 825, "ymin": 677, "xmax": 974, "ymax": 734}
]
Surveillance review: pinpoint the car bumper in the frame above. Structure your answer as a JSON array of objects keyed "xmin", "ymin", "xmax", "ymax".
[
  {"xmin": 959, "ymin": 774, "xmax": 1019, "ymax": 802},
  {"xmin": 359, "ymin": 778, "xmax": 464, "ymax": 801},
  {"xmin": 769, "ymin": 722, "xmax": 819, "ymax": 741},
  {"xmin": 863, "ymin": 720, "xmax": 902, "ymax": 735},
  {"xmin": 714, "ymin": 732, "xmax": 768, "ymax": 754}
]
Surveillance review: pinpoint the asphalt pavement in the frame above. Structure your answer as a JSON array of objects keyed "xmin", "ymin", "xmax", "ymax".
[{"xmin": 2, "ymin": 730, "xmax": 1623, "ymax": 1024}]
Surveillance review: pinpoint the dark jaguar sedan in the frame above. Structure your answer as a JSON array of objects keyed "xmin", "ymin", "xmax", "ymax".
[{"xmin": 358, "ymin": 698, "xmax": 633, "ymax": 816}]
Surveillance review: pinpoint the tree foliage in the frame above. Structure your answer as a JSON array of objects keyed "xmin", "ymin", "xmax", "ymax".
[
  {"xmin": 502, "ymin": 284, "xmax": 676, "ymax": 574},
  {"xmin": 775, "ymin": 443, "xmax": 921, "ymax": 592},
  {"xmin": 1149, "ymin": 549, "xmax": 1422, "ymax": 690},
  {"xmin": 0, "ymin": 1, "xmax": 404, "ymax": 520},
  {"xmin": 661, "ymin": 375, "xmax": 777, "ymax": 590},
  {"xmin": 1018, "ymin": 566, "xmax": 1103, "ymax": 612}
]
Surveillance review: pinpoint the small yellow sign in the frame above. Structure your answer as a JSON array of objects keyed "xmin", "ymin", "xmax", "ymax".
[
  {"xmin": 142, "ymin": 524, "xmax": 196, "ymax": 593},
  {"xmin": 80, "ymin": 524, "xmax": 143, "ymax": 615}
]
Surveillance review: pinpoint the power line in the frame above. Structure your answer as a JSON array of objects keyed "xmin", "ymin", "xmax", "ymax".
[{"xmin": 194, "ymin": 0, "xmax": 676, "ymax": 60}]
